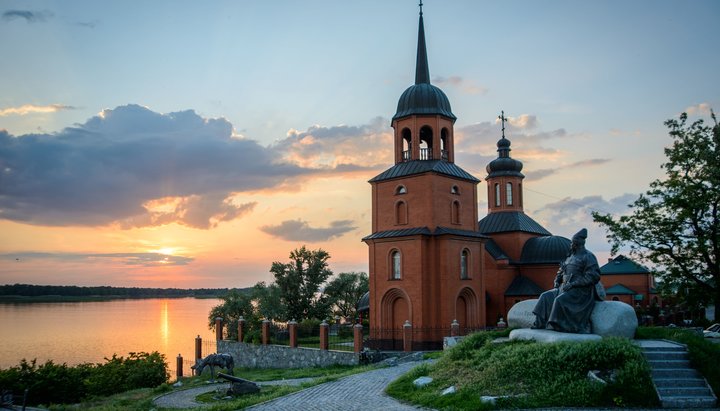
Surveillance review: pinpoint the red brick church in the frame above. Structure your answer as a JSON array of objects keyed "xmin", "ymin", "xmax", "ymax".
[{"xmin": 362, "ymin": 6, "xmax": 571, "ymax": 349}]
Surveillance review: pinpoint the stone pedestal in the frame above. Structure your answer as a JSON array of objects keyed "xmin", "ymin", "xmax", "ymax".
[{"xmin": 509, "ymin": 328, "xmax": 602, "ymax": 343}]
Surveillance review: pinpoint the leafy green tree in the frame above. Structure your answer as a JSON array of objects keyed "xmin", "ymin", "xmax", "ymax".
[
  {"xmin": 270, "ymin": 246, "xmax": 333, "ymax": 321},
  {"xmin": 252, "ymin": 281, "xmax": 284, "ymax": 320},
  {"xmin": 324, "ymin": 271, "xmax": 369, "ymax": 320},
  {"xmin": 593, "ymin": 111, "xmax": 719, "ymax": 317},
  {"xmin": 208, "ymin": 289, "xmax": 256, "ymax": 339}
]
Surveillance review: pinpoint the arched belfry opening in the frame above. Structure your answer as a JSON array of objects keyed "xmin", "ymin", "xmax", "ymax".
[
  {"xmin": 401, "ymin": 128, "xmax": 412, "ymax": 161},
  {"xmin": 419, "ymin": 126, "xmax": 433, "ymax": 160},
  {"xmin": 441, "ymin": 128, "xmax": 449, "ymax": 160}
]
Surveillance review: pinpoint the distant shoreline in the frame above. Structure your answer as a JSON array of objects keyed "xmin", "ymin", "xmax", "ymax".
[{"xmin": 0, "ymin": 294, "xmax": 221, "ymax": 303}]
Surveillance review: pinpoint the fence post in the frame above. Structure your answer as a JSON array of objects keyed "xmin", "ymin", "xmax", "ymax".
[
  {"xmin": 176, "ymin": 354, "xmax": 183, "ymax": 379},
  {"xmin": 289, "ymin": 319, "xmax": 298, "ymax": 348},
  {"xmin": 238, "ymin": 316, "xmax": 245, "ymax": 343},
  {"xmin": 262, "ymin": 320, "xmax": 270, "ymax": 345},
  {"xmin": 195, "ymin": 335, "xmax": 202, "ymax": 361},
  {"xmin": 320, "ymin": 320, "xmax": 329, "ymax": 350},
  {"xmin": 353, "ymin": 323, "xmax": 364, "ymax": 353},
  {"xmin": 403, "ymin": 320, "xmax": 413, "ymax": 352},
  {"xmin": 215, "ymin": 317, "xmax": 223, "ymax": 342},
  {"xmin": 450, "ymin": 319, "xmax": 460, "ymax": 337}
]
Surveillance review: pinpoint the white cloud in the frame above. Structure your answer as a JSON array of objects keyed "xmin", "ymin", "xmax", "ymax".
[
  {"xmin": 433, "ymin": 75, "xmax": 488, "ymax": 95},
  {"xmin": 684, "ymin": 103, "xmax": 711, "ymax": 116},
  {"xmin": 259, "ymin": 219, "xmax": 357, "ymax": 242},
  {"xmin": 0, "ymin": 104, "xmax": 76, "ymax": 116}
]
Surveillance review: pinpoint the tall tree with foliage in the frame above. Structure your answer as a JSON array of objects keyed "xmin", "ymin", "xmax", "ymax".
[
  {"xmin": 592, "ymin": 111, "xmax": 719, "ymax": 317},
  {"xmin": 252, "ymin": 281, "xmax": 284, "ymax": 320},
  {"xmin": 270, "ymin": 246, "xmax": 333, "ymax": 321},
  {"xmin": 324, "ymin": 271, "xmax": 369, "ymax": 320},
  {"xmin": 208, "ymin": 289, "xmax": 256, "ymax": 339}
]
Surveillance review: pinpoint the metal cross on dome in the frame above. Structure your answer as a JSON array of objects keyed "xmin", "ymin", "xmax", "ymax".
[{"xmin": 498, "ymin": 110, "xmax": 508, "ymax": 139}]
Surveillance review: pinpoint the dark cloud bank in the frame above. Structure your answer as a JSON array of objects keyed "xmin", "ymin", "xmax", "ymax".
[{"xmin": 0, "ymin": 104, "xmax": 319, "ymax": 229}]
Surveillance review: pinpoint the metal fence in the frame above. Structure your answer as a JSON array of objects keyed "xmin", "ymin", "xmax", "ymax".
[{"xmin": 267, "ymin": 322, "xmax": 360, "ymax": 352}]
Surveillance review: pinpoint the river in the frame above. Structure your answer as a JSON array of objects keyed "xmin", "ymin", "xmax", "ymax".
[{"xmin": 0, "ymin": 298, "xmax": 220, "ymax": 377}]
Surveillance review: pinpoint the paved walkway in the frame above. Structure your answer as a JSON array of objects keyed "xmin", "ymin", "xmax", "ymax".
[{"xmin": 247, "ymin": 361, "xmax": 425, "ymax": 411}]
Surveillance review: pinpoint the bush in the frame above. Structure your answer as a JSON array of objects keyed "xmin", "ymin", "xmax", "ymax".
[
  {"xmin": 298, "ymin": 318, "xmax": 321, "ymax": 338},
  {"xmin": 387, "ymin": 331, "xmax": 657, "ymax": 410},
  {"xmin": 0, "ymin": 352, "xmax": 168, "ymax": 406}
]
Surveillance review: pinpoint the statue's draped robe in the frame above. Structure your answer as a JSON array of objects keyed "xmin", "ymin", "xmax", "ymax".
[{"xmin": 533, "ymin": 248, "xmax": 601, "ymax": 333}]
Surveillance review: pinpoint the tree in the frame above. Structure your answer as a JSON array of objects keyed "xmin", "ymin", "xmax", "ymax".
[
  {"xmin": 324, "ymin": 272, "xmax": 369, "ymax": 320},
  {"xmin": 592, "ymin": 111, "xmax": 719, "ymax": 318},
  {"xmin": 252, "ymin": 281, "xmax": 284, "ymax": 320},
  {"xmin": 270, "ymin": 246, "xmax": 333, "ymax": 321},
  {"xmin": 208, "ymin": 289, "xmax": 256, "ymax": 339}
]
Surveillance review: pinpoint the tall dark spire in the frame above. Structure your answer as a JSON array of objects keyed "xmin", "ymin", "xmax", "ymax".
[{"xmin": 415, "ymin": 1, "xmax": 430, "ymax": 85}]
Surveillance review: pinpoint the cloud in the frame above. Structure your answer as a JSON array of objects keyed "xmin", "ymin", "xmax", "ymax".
[
  {"xmin": 530, "ymin": 193, "xmax": 638, "ymax": 251},
  {"xmin": 1, "ymin": 252, "xmax": 193, "ymax": 267},
  {"xmin": 684, "ymin": 103, "xmax": 711, "ymax": 116},
  {"xmin": 0, "ymin": 104, "xmax": 77, "ymax": 116},
  {"xmin": 433, "ymin": 75, "xmax": 488, "ymax": 95},
  {"xmin": 273, "ymin": 116, "xmax": 393, "ymax": 170},
  {"xmin": 259, "ymin": 219, "xmax": 357, "ymax": 242},
  {"xmin": 0, "ymin": 104, "xmax": 318, "ymax": 228},
  {"xmin": 525, "ymin": 158, "xmax": 611, "ymax": 181},
  {"xmin": 2, "ymin": 10, "xmax": 53, "ymax": 23},
  {"xmin": 75, "ymin": 20, "xmax": 98, "ymax": 28},
  {"xmin": 501, "ymin": 114, "xmax": 538, "ymax": 130}
]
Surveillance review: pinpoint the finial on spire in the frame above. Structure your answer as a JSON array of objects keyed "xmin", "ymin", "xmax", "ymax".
[
  {"xmin": 498, "ymin": 110, "xmax": 508, "ymax": 139},
  {"xmin": 414, "ymin": 1, "xmax": 430, "ymax": 84},
  {"xmin": 419, "ymin": 0, "xmax": 423, "ymax": 16}
]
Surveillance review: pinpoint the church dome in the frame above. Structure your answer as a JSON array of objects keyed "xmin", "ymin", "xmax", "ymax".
[
  {"xmin": 486, "ymin": 137, "xmax": 524, "ymax": 178},
  {"xmin": 393, "ymin": 83, "xmax": 456, "ymax": 121},
  {"xmin": 520, "ymin": 235, "xmax": 571, "ymax": 264}
]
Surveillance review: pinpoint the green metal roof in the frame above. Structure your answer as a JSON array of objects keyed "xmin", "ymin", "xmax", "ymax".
[
  {"xmin": 484, "ymin": 239, "xmax": 509, "ymax": 260},
  {"xmin": 505, "ymin": 275, "xmax": 545, "ymax": 296},
  {"xmin": 600, "ymin": 255, "xmax": 650, "ymax": 275},
  {"xmin": 369, "ymin": 160, "xmax": 480, "ymax": 183},
  {"xmin": 362, "ymin": 226, "xmax": 487, "ymax": 242},
  {"xmin": 605, "ymin": 283, "xmax": 637, "ymax": 295},
  {"xmin": 519, "ymin": 235, "xmax": 570, "ymax": 264},
  {"xmin": 478, "ymin": 211, "xmax": 551, "ymax": 236}
]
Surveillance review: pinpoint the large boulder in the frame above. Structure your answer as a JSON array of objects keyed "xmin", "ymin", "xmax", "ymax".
[
  {"xmin": 506, "ymin": 299, "xmax": 637, "ymax": 338},
  {"xmin": 509, "ymin": 328, "xmax": 602, "ymax": 343},
  {"xmin": 507, "ymin": 299, "xmax": 538, "ymax": 329},
  {"xmin": 591, "ymin": 300, "xmax": 638, "ymax": 338}
]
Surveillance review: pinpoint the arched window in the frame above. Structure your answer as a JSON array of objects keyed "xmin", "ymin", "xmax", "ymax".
[
  {"xmin": 396, "ymin": 201, "xmax": 408, "ymax": 225},
  {"xmin": 401, "ymin": 128, "xmax": 412, "ymax": 161},
  {"xmin": 612, "ymin": 296, "xmax": 620, "ymax": 301},
  {"xmin": 460, "ymin": 249, "xmax": 469, "ymax": 279},
  {"xmin": 419, "ymin": 126, "xmax": 433, "ymax": 160},
  {"xmin": 441, "ymin": 128, "xmax": 449, "ymax": 160},
  {"xmin": 494, "ymin": 183, "xmax": 501, "ymax": 207},
  {"xmin": 506, "ymin": 183, "xmax": 513, "ymax": 206},
  {"xmin": 391, "ymin": 250, "xmax": 402, "ymax": 280},
  {"xmin": 451, "ymin": 185, "xmax": 459, "ymax": 194},
  {"xmin": 451, "ymin": 201, "xmax": 460, "ymax": 224},
  {"xmin": 395, "ymin": 185, "xmax": 407, "ymax": 195}
]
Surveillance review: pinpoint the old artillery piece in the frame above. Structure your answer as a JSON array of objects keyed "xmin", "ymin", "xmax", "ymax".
[{"xmin": 217, "ymin": 372, "xmax": 261, "ymax": 395}]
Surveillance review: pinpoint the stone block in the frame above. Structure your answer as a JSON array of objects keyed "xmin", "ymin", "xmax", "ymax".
[
  {"xmin": 506, "ymin": 299, "xmax": 637, "ymax": 338},
  {"xmin": 509, "ymin": 328, "xmax": 602, "ymax": 343},
  {"xmin": 413, "ymin": 376, "xmax": 433, "ymax": 387},
  {"xmin": 590, "ymin": 301, "xmax": 638, "ymax": 338},
  {"xmin": 507, "ymin": 299, "xmax": 538, "ymax": 329}
]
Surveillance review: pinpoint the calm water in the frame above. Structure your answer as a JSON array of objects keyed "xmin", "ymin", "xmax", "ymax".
[{"xmin": 0, "ymin": 298, "xmax": 219, "ymax": 375}]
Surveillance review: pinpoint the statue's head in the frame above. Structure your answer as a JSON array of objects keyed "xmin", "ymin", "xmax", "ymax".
[{"xmin": 571, "ymin": 228, "xmax": 587, "ymax": 252}]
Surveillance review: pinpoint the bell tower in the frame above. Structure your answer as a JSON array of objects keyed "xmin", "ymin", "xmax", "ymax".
[
  {"xmin": 486, "ymin": 111, "xmax": 525, "ymax": 214},
  {"xmin": 363, "ymin": 3, "xmax": 487, "ymax": 350}
]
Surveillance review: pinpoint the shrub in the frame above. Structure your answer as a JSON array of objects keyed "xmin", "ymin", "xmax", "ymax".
[{"xmin": 0, "ymin": 352, "xmax": 168, "ymax": 406}]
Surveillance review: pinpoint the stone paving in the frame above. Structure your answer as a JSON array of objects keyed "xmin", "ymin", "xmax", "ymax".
[{"xmin": 247, "ymin": 361, "xmax": 425, "ymax": 411}]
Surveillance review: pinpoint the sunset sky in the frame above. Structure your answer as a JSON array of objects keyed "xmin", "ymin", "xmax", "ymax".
[{"xmin": 1, "ymin": 0, "xmax": 718, "ymax": 288}]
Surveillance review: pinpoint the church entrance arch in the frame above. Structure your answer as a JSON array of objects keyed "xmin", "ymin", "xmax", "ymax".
[
  {"xmin": 380, "ymin": 288, "xmax": 412, "ymax": 350},
  {"xmin": 456, "ymin": 287, "xmax": 479, "ymax": 331}
]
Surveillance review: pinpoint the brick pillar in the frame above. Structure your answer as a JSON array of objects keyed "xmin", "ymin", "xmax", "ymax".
[
  {"xmin": 194, "ymin": 335, "xmax": 202, "ymax": 361},
  {"xmin": 319, "ymin": 320, "xmax": 329, "ymax": 350},
  {"xmin": 238, "ymin": 316, "xmax": 245, "ymax": 343},
  {"xmin": 288, "ymin": 320, "xmax": 298, "ymax": 348},
  {"xmin": 450, "ymin": 319, "xmax": 460, "ymax": 337},
  {"xmin": 215, "ymin": 317, "xmax": 223, "ymax": 342},
  {"xmin": 403, "ymin": 320, "xmax": 413, "ymax": 352},
  {"xmin": 353, "ymin": 323, "xmax": 364, "ymax": 353},
  {"xmin": 176, "ymin": 354, "xmax": 183, "ymax": 379},
  {"xmin": 262, "ymin": 320, "xmax": 270, "ymax": 345}
]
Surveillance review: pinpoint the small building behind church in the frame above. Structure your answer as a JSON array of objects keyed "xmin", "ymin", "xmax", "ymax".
[{"xmin": 600, "ymin": 255, "xmax": 659, "ymax": 306}]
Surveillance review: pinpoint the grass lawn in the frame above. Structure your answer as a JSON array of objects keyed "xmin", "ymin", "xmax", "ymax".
[
  {"xmin": 386, "ymin": 330, "xmax": 659, "ymax": 410},
  {"xmin": 46, "ymin": 363, "xmax": 377, "ymax": 410}
]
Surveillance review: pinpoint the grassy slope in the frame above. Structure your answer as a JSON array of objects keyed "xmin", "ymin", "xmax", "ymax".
[{"xmin": 386, "ymin": 330, "xmax": 658, "ymax": 410}]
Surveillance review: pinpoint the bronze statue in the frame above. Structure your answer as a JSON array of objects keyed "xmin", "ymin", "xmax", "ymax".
[
  {"xmin": 532, "ymin": 228, "xmax": 602, "ymax": 333},
  {"xmin": 191, "ymin": 353, "xmax": 234, "ymax": 380}
]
